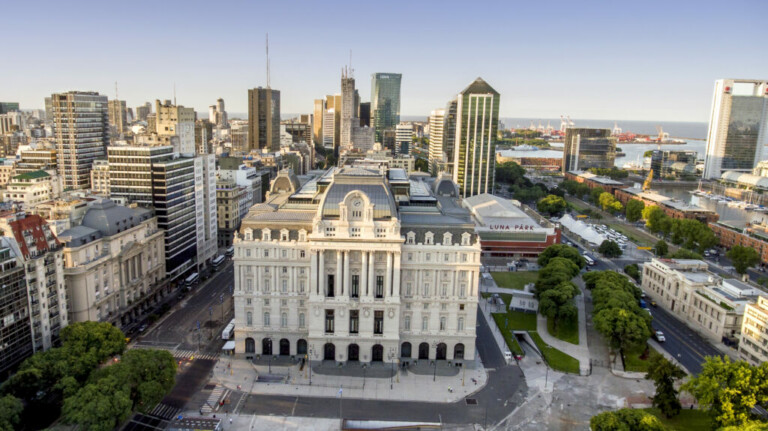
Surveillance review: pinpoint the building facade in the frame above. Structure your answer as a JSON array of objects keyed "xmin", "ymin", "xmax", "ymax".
[
  {"xmin": 740, "ymin": 295, "xmax": 768, "ymax": 366},
  {"xmin": 51, "ymin": 91, "xmax": 109, "ymax": 190},
  {"xmin": 562, "ymin": 128, "xmax": 616, "ymax": 173},
  {"xmin": 614, "ymin": 187, "xmax": 719, "ymax": 223},
  {"xmin": 371, "ymin": 73, "xmax": 402, "ymax": 143},
  {"xmin": 155, "ymin": 100, "xmax": 196, "ymax": 155},
  {"xmin": 248, "ymin": 87, "xmax": 280, "ymax": 152},
  {"xmin": 58, "ymin": 199, "xmax": 166, "ymax": 328},
  {"xmin": 233, "ymin": 168, "xmax": 480, "ymax": 366},
  {"xmin": 108, "ymin": 100, "xmax": 127, "ymax": 136},
  {"xmin": 703, "ymin": 79, "xmax": 768, "ymax": 180},
  {"xmin": 0, "ymin": 241, "xmax": 33, "ymax": 379},
  {"xmin": 2, "ymin": 170, "xmax": 60, "ymax": 209},
  {"xmin": 452, "ymin": 78, "xmax": 500, "ymax": 198}
]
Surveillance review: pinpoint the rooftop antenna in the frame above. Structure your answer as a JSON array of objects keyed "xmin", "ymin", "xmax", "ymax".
[
  {"xmin": 266, "ymin": 33, "xmax": 270, "ymax": 89},
  {"xmin": 173, "ymin": 82, "xmax": 176, "ymax": 105},
  {"xmin": 114, "ymin": 81, "xmax": 118, "ymax": 101}
]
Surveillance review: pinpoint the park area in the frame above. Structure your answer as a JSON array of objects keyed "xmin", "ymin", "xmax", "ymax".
[{"xmin": 491, "ymin": 271, "xmax": 538, "ymax": 291}]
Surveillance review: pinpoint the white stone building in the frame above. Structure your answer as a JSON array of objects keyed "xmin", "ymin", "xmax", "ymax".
[
  {"xmin": 740, "ymin": 295, "xmax": 768, "ymax": 366},
  {"xmin": 233, "ymin": 167, "xmax": 480, "ymax": 365}
]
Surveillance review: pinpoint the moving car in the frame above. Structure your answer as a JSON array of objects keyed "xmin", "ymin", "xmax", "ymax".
[{"xmin": 654, "ymin": 331, "xmax": 666, "ymax": 342}]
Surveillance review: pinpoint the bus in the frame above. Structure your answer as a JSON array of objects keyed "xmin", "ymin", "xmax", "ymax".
[
  {"xmin": 226, "ymin": 246, "xmax": 234, "ymax": 258},
  {"xmin": 184, "ymin": 272, "xmax": 199, "ymax": 290},
  {"xmin": 212, "ymin": 255, "xmax": 225, "ymax": 272},
  {"xmin": 222, "ymin": 318, "xmax": 235, "ymax": 340},
  {"xmin": 583, "ymin": 255, "xmax": 596, "ymax": 266}
]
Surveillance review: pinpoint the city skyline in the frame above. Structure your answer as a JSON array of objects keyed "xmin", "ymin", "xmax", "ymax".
[{"xmin": 2, "ymin": 0, "xmax": 766, "ymax": 122}]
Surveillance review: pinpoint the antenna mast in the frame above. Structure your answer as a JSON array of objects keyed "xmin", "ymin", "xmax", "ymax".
[
  {"xmin": 173, "ymin": 82, "xmax": 176, "ymax": 105},
  {"xmin": 266, "ymin": 33, "xmax": 270, "ymax": 89},
  {"xmin": 115, "ymin": 81, "xmax": 118, "ymax": 101}
]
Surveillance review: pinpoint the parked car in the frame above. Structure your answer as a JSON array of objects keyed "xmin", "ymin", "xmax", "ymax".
[
  {"xmin": 650, "ymin": 300, "xmax": 657, "ymax": 307},
  {"xmin": 139, "ymin": 324, "xmax": 148, "ymax": 333},
  {"xmin": 654, "ymin": 331, "xmax": 666, "ymax": 342}
]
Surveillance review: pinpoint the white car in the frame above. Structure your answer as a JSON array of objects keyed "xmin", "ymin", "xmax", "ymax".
[{"xmin": 654, "ymin": 331, "xmax": 666, "ymax": 342}]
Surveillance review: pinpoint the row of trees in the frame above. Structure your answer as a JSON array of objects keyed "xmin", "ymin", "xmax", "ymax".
[
  {"xmin": 641, "ymin": 205, "xmax": 718, "ymax": 253},
  {"xmin": 0, "ymin": 322, "xmax": 176, "ymax": 431},
  {"xmin": 495, "ymin": 162, "xmax": 558, "ymax": 203},
  {"xmin": 587, "ymin": 167, "xmax": 630, "ymax": 180},
  {"xmin": 535, "ymin": 245, "xmax": 586, "ymax": 332},
  {"xmin": 583, "ymin": 271, "xmax": 651, "ymax": 353}
]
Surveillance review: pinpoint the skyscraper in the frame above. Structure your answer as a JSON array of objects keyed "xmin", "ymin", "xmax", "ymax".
[
  {"xmin": 108, "ymin": 99, "xmax": 127, "ymax": 136},
  {"xmin": 452, "ymin": 78, "xmax": 500, "ymax": 198},
  {"xmin": 247, "ymin": 87, "xmax": 280, "ymax": 152},
  {"xmin": 562, "ymin": 128, "xmax": 616, "ymax": 173},
  {"xmin": 371, "ymin": 73, "xmax": 402, "ymax": 143},
  {"xmin": 51, "ymin": 91, "xmax": 109, "ymax": 190},
  {"xmin": 313, "ymin": 99, "xmax": 324, "ymax": 146},
  {"xmin": 703, "ymin": 79, "xmax": 768, "ymax": 180},
  {"xmin": 428, "ymin": 108, "xmax": 446, "ymax": 174},
  {"xmin": 340, "ymin": 68, "xmax": 356, "ymax": 150}
]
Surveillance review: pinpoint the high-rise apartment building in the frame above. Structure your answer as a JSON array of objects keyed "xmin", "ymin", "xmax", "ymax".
[
  {"xmin": 562, "ymin": 128, "xmax": 616, "ymax": 173},
  {"xmin": 248, "ymin": 87, "xmax": 280, "ymax": 152},
  {"xmin": 108, "ymin": 99, "xmax": 127, "ymax": 136},
  {"xmin": 51, "ymin": 91, "xmax": 109, "ymax": 190},
  {"xmin": 155, "ymin": 99, "xmax": 196, "ymax": 155},
  {"xmin": 395, "ymin": 123, "xmax": 413, "ymax": 155},
  {"xmin": 135, "ymin": 102, "xmax": 152, "ymax": 122},
  {"xmin": 195, "ymin": 119, "xmax": 214, "ymax": 155},
  {"xmin": 313, "ymin": 99, "xmax": 324, "ymax": 146},
  {"xmin": 428, "ymin": 109, "xmax": 446, "ymax": 174},
  {"xmin": 196, "ymin": 154, "xmax": 218, "ymax": 268},
  {"xmin": 0, "ymin": 240, "xmax": 32, "ymax": 380},
  {"xmin": 452, "ymin": 78, "xmax": 500, "ymax": 198},
  {"xmin": 108, "ymin": 145, "xmax": 198, "ymax": 278},
  {"xmin": 371, "ymin": 73, "xmax": 402, "ymax": 143},
  {"xmin": 703, "ymin": 79, "xmax": 768, "ymax": 180}
]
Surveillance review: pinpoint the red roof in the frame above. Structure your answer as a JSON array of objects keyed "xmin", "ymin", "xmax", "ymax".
[{"xmin": 8, "ymin": 214, "xmax": 59, "ymax": 259}]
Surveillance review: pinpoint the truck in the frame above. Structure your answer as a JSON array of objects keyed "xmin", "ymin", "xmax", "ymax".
[{"xmin": 222, "ymin": 318, "xmax": 235, "ymax": 340}]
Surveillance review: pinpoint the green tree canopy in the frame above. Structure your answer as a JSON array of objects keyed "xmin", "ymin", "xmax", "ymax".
[
  {"xmin": 111, "ymin": 349, "xmax": 177, "ymax": 412},
  {"xmin": 590, "ymin": 187, "xmax": 605, "ymax": 205},
  {"xmin": 599, "ymin": 192, "xmax": 624, "ymax": 214},
  {"xmin": 645, "ymin": 352, "xmax": 686, "ymax": 418},
  {"xmin": 537, "ymin": 244, "xmax": 586, "ymax": 269},
  {"xmin": 0, "ymin": 395, "xmax": 23, "ymax": 431},
  {"xmin": 654, "ymin": 240, "xmax": 669, "ymax": 257},
  {"xmin": 682, "ymin": 356, "xmax": 768, "ymax": 428},
  {"xmin": 593, "ymin": 307, "xmax": 651, "ymax": 352},
  {"xmin": 624, "ymin": 263, "xmax": 640, "ymax": 281},
  {"xmin": 669, "ymin": 248, "xmax": 703, "ymax": 259},
  {"xmin": 590, "ymin": 408, "xmax": 666, "ymax": 431},
  {"xmin": 537, "ymin": 194, "xmax": 567, "ymax": 216},
  {"xmin": 726, "ymin": 245, "xmax": 760, "ymax": 275},
  {"xmin": 538, "ymin": 281, "xmax": 579, "ymax": 330},
  {"xmin": 62, "ymin": 376, "xmax": 132, "ymax": 431},
  {"xmin": 626, "ymin": 199, "xmax": 645, "ymax": 223},
  {"xmin": 642, "ymin": 205, "xmax": 668, "ymax": 234},
  {"xmin": 598, "ymin": 240, "xmax": 623, "ymax": 258},
  {"xmin": 414, "ymin": 158, "xmax": 429, "ymax": 173}
]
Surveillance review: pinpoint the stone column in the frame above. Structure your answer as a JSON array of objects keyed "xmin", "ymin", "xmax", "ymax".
[
  {"xmin": 319, "ymin": 250, "xmax": 325, "ymax": 297},
  {"xmin": 343, "ymin": 251, "xmax": 350, "ymax": 297},
  {"xmin": 386, "ymin": 251, "xmax": 393, "ymax": 297},
  {"xmin": 361, "ymin": 251, "xmax": 368, "ymax": 297},
  {"xmin": 393, "ymin": 252, "xmax": 401, "ymax": 297},
  {"xmin": 335, "ymin": 250, "xmax": 342, "ymax": 297},
  {"xmin": 368, "ymin": 251, "xmax": 376, "ymax": 298},
  {"xmin": 310, "ymin": 250, "xmax": 318, "ymax": 295}
]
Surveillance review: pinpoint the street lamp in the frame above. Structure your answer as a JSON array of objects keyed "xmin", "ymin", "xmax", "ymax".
[
  {"xmin": 362, "ymin": 363, "xmax": 367, "ymax": 389},
  {"xmin": 431, "ymin": 341, "xmax": 438, "ymax": 382},
  {"xmin": 388, "ymin": 349, "xmax": 394, "ymax": 390},
  {"xmin": 266, "ymin": 338, "xmax": 273, "ymax": 373},
  {"xmin": 309, "ymin": 345, "xmax": 314, "ymax": 385}
]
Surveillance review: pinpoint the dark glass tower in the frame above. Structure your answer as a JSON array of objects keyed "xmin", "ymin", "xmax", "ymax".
[{"xmin": 371, "ymin": 73, "xmax": 402, "ymax": 143}]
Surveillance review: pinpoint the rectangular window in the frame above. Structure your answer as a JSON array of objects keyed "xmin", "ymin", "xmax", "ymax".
[
  {"xmin": 326, "ymin": 274, "xmax": 335, "ymax": 297},
  {"xmin": 404, "ymin": 315, "xmax": 411, "ymax": 330},
  {"xmin": 375, "ymin": 276, "xmax": 384, "ymax": 298},
  {"xmin": 325, "ymin": 310, "xmax": 334, "ymax": 333},
  {"xmin": 350, "ymin": 310, "xmax": 359, "ymax": 334},
  {"xmin": 351, "ymin": 275, "xmax": 360, "ymax": 298},
  {"xmin": 374, "ymin": 310, "xmax": 384, "ymax": 334},
  {"xmin": 422, "ymin": 316, "xmax": 428, "ymax": 331},
  {"xmin": 406, "ymin": 282, "xmax": 412, "ymax": 297}
]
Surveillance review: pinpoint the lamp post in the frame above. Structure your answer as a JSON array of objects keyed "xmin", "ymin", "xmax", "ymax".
[
  {"xmin": 431, "ymin": 341, "xmax": 438, "ymax": 382},
  {"xmin": 388, "ymin": 350, "xmax": 394, "ymax": 390},
  {"xmin": 309, "ymin": 345, "xmax": 314, "ymax": 385},
  {"xmin": 362, "ymin": 363, "xmax": 367, "ymax": 389}
]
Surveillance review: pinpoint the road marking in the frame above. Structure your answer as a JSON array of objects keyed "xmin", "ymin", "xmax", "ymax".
[{"xmin": 291, "ymin": 396, "xmax": 298, "ymax": 416}]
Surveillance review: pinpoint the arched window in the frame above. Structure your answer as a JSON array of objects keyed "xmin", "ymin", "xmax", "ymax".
[
  {"xmin": 246, "ymin": 311, "xmax": 253, "ymax": 326},
  {"xmin": 264, "ymin": 312, "xmax": 270, "ymax": 327},
  {"xmin": 281, "ymin": 312, "xmax": 287, "ymax": 327}
]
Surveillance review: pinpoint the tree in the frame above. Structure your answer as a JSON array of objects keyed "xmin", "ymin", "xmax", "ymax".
[
  {"xmin": 624, "ymin": 264, "xmax": 640, "ymax": 281},
  {"xmin": 654, "ymin": 240, "xmax": 669, "ymax": 257},
  {"xmin": 537, "ymin": 244, "xmax": 586, "ymax": 269},
  {"xmin": 642, "ymin": 205, "xmax": 667, "ymax": 234},
  {"xmin": 590, "ymin": 187, "xmax": 605, "ymax": 205},
  {"xmin": 726, "ymin": 245, "xmax": 760, "ymax": 275},
  {"xmin": 0, "ymin": 395, "xmax": 23, "ymax": 431},
  {"xmin": 645, "ymin": 352, "xmax": 686, "ymax": 418},
  {"xmin": 593, "ymin": 307, "xmax": 651, "ymax": 352},
  {"xmin": 682, "ymin": 356, "xmax": 768, "ymax": 428},
  {"xmin": 112, "ymin": 349, "xmax": 177, "ymax": 412},
  {"xmin": 538, "ymin": 281, "xmax": 579, "ymax": 330},
  {"xmin": 598, "ymin": 240, "xmax": 622, "ymax": 258},
  {"xmin": 590, "ymin": 408, "xmax": 666, "ymax": 431},
  {"xmin": 62, "ymin": 376, "xmax": 132, "ymax": 431},
  {"xmin": 414, "ymin": 158, "xmax": 429, "ymax": 173},
  {"xmin": 669, "ymin": 248, "xmax": 702, "ymax": 259},
  {"xmin": 535, "ymin": 258, "xmax": 580, "ymax": 297},
  {"xmin": 537, "ymin": 195, "xmax": 567, "ymax": 216},
  {"xmin": 626, "ymin": 199, "xmax": 645, "ymax": 223},
  {"xmin": 718, "ymin": 422, "xmax": 768, "ymax": 431},
  {"xmin": 598, "ymin": 192, "xmax": 623, "ymax": 214}
]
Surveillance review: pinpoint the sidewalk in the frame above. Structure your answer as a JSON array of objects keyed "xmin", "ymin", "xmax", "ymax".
[
  {"xmin": 534, "ymin": 281, "xmax": 590, "ymax": 375},
  {"xmin": 210, "ymin": 352, "xmax": 488, "ymax": 403}
]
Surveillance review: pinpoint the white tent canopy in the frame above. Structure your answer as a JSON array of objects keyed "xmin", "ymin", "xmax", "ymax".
[{"xmin": 557, "ymin": 214, "xmax": 607, "ymax": 245}]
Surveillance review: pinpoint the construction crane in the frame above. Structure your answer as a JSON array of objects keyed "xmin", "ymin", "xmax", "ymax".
[{"xmin": 643, "ymin": 169, "xmax": 654, "ymax": 191}]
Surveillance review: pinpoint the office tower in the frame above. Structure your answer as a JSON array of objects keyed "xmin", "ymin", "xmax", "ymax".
[
  {"xmin": 322, "ymin": 109, "xmax": 336, "ymax": 151},
  {"xmin": 248, "ymin": 87, "xmax": 280, "ymax": 152},
  {"xmin": 371, "ymin": 73, "xmax": 402, "ymax": 142},
  {"xmin": 452, "ymin": 78, "xmax": 500, "ymax": 198},
  {"xmin": 209, "ymin": 98, "xmax": 229, "ymax": 128},
  {"xmin": 108, "ymin": 145, "xmax": 198, "ymax": 278},
  {"xmin": 703, "ymin": 79, "xmax": 768, "ymax": 180},
  {"xmin": 428, "ymin": 109, "xmax": 446, "ymax": 174},
  {"xmin": 562, "ymin": 128, "xmax": 616, "ymax": 173},
  {"xmin": 313, "ymin": 99, "xmax": 324, "ymax": 146},
  {"xmin": 650, "ymin": 150, "xmax": 697, "ymax": 179},
  {"xmin": 135, "ymin": 102, "xmax": 151, "ymax": 122},
  {"xmin": 51, "ymin": 91, "xmax": 109, "ymax": 190},
  {"xmin": 195, "ymin": 154, "xmax": 218, "ymax": 269},
  {"xmin": 195, "ymin": 119, "xmax": 214, "ymax": 155},
  {"xmin": 0, "ymin": 102, "xmax": 20, "ymax": 114},
  {"xmin": 0, "ymin": 241, "xmax": 32, "ymax": 380},
  {"xmin": 341, "ymin": 68, "xmax": 356, "ymax": 150},
  {"xmin": 396, "ymin": 123, "xmax": 413, "ymax": 155},
  {"xmin": 155, "ymin": 99, "xmax": 196, "ymax": 154},
  {"xmin": 359, "ymin": 102, "xmax": 371, "ymax": 128},
  {"xmin": 108, "ymin": 100, "xmax": 127, "ymax": 136},
  {"xmin": 230, "ymin": 121, "xmax": 248, "ymax": 153}
]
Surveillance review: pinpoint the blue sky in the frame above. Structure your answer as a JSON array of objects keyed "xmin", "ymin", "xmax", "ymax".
[{"xmin": 1, "ymin": 0, "xmax": 765, "ymax": 122}]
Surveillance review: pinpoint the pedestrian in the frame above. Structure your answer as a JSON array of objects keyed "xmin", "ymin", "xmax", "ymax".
[{"xmin": 230, "ymin": 418, "xmax": 233, "ymax": 424}]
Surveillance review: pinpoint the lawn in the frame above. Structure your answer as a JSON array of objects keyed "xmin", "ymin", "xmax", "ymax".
[
  {"xmin": 494, "ymin": 310, "xmax": 537, "ymax": 331},
  {"xmin": 492, "ymin": 313, "xmax": 524, "ymax": 355},
  {"xmin": 491, "ymin": 271, "xmax": 538, "ymax": 291},
  {"xmin": 622, "ymin": 345, "xmax": 660, "ymax": 373},
  {"xmin": 643, "ymin": 408, "xmax": 712, "ymax": 431},
  {"xmin": 547, "ymin": 315, "xmax": 579, "ymax": 345},
  {"xmin": 529, "ymin": 331, "xmax": 580, "ymax": 374}
]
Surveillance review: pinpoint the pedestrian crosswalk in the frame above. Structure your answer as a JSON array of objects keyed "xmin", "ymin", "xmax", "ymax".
[
  {"xmin": 149, "ymin": 403, "xmax": 181, "ymax": 420},
  {"xmin": 200, "ymin": 385, "xmax": 230, "ymax": 414},
  {"xmin": 129, "ymin": 344, "xmax": 220, "ymax": 361}
]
